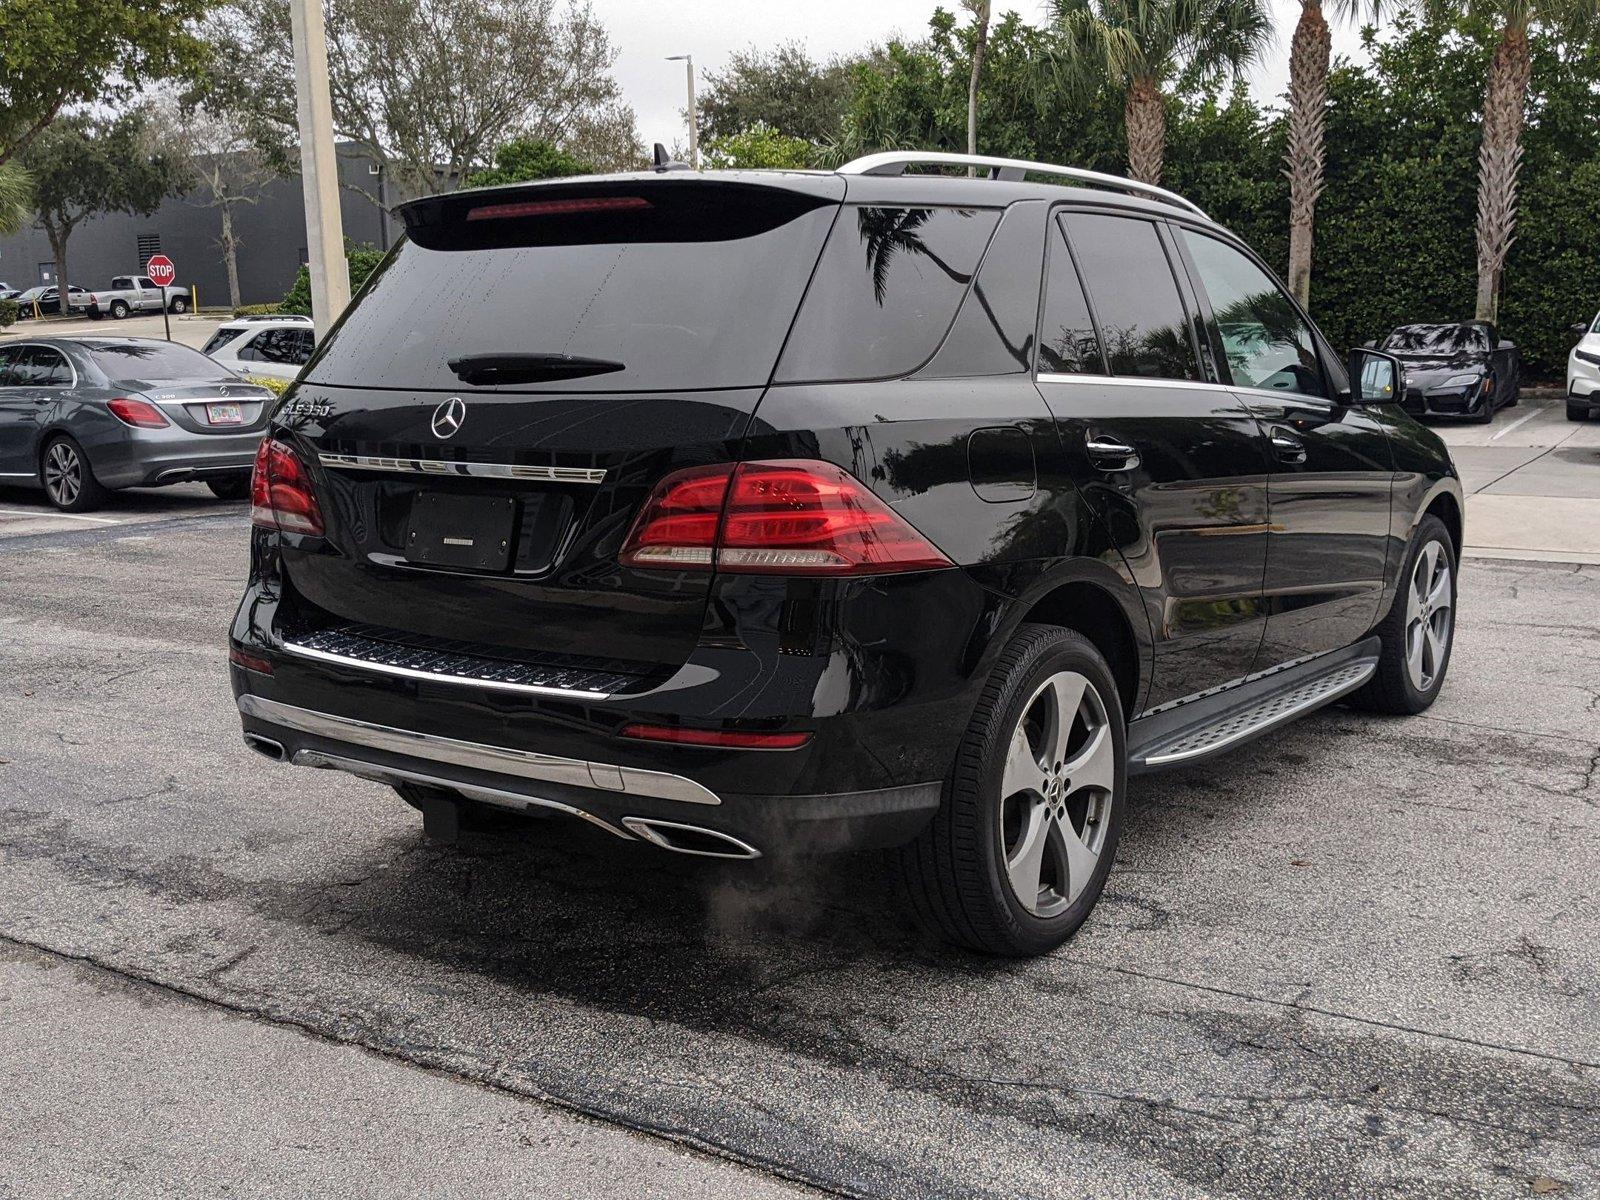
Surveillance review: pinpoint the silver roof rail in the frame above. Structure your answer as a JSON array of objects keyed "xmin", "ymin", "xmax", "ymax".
[{"xmin": 836, "ymin": 151, "xmax": 1207, "ymax": 219}]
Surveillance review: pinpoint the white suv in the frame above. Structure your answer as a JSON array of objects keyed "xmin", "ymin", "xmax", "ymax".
[
  {"xmin": 1569, "ymin": 312, "xmax": 1600, "ymax": 421},
  {"xmin": 202, "ymin": 315, "xmax": 317, "ymax": 382}
]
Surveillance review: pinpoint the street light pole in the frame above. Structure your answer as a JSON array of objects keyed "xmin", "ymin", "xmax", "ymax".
[
  {"xmin": 289, "ymin": 0, "xmax": 350, "ymax": 326},
  {"xmin": 667, "ymin": 54, "xmax": 697, "ymax": 169}
]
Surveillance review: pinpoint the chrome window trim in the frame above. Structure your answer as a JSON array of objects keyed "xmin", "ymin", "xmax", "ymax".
[
  {"xmin": 317, "ymin": 452, "xmax": 606, "ymax": 485},
  {"xmin": 1036, "ymin": 372, "xmax": 1335, "ymax": 405},
  {"xmin": 280, "ymin": 638, "xmax": 615, "ymax": 701},
  {"xmin": 238, "ymin": 694, "xmax": 723, "ymax": 806}
]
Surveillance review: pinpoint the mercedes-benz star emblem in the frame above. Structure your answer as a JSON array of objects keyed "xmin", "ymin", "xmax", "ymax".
[{"xmin": 431, "ymin": 396, "xmax": 466, "ymax": 440}]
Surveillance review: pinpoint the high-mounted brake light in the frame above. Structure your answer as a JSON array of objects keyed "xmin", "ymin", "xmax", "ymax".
[
  {"xmin": 466, "ymin": 196, "xmax": 653, "ymax": 221},
  {"xmin": 250, "ymin": 438, "xmax": 324, "ymax": 536},
  {"xmin": 620, "ymin": 724, "xmax": 812, "ymax": 750},
  {"xmin": 619, "ymin": 459, "xmax": 952, "ymax": 575},
  {"xmin": 106, "ymin": 397, "xmax": 169, "ymax": 428}
]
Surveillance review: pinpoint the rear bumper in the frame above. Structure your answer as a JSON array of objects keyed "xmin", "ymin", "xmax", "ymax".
[
  {"xmin": 87, "ymin": 425, "xmax": 263, "ymax": 488},
  {"xmin": 230, "ymin": 566, "xmax": 996, "ymax": 854}
]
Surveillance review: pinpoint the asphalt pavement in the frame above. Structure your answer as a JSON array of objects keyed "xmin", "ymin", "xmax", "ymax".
[{"xmin": 1, "ymin": 405, "xmax": 1597, "ymax": 1198}]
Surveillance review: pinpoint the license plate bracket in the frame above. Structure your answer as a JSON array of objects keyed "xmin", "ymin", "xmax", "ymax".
[
  {"xmin": 405, "ymin": 492, "xmax": 516, "ymax": 571},
  {"xmin": 206, "ymin": 402, "xmax": 243, "ymax": 425}
]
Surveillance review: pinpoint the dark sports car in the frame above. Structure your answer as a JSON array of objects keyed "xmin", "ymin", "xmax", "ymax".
[{"xmin": 1377, "ymin": 320, "xmax": 1519, "ymax": 422}]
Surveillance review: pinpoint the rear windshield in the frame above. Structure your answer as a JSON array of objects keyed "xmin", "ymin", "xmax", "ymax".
[
  {"xmin": 305, "ymin": 184, "xmax": 838, "ymax": 393},
  {"xmin": 1383, "ymin": 324, "xmax": 1488, "ymax": 354},
  {"xmin": 83, "ymin": 341, "xmax": 229, "ymax": 383}
]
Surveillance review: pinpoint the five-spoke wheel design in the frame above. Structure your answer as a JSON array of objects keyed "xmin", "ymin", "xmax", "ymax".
[
  {"xmin": 44, "ymin": 440, "xmax": 85, "ymax": 508},
  {"xmin": 1405, "ymin": 539, "xmax": 1453, "ymax": 692},
  {"xmin": 999, "ymin": 670, "xmax": 1116, "ymax": 918}
]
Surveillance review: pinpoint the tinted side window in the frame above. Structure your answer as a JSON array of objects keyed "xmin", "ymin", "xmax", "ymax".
[
  {"xmin": 0, "ymin": 348, "xmax": 17, "ymax": 386},
  {"xmin": 1181, "ymin": 231, "xmax": 1327, "ymax": 399},
  {"xmin": 1061, "ymin": 213, "xmax": 1200, "ymax": 381},
  {"xmin": 201, "ymin": 329, "xmax": 238, "ymax": 357},
  {"xmin": 15, "ymin": 348, "xmax": 71, "ymax": 386},
  {"xmin": 918, "ymin": 200, "xmax": 1046, "ymax": 378},
  {"xmin": 289, "ymin": 330, "xmax": 316, "ymax": 364},
  {"xmin": 1038, "ymin": 219, "xmax": 1104, "ymax": 375},
  {"xmin": 776, "ymin": 206, "xmax": 1001, "ymax": 383}
]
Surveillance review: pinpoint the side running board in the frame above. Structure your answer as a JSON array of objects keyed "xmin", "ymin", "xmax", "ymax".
[{"xmin": 1127, "ymin": 639, "xmax": 1380, "ymax": 774}]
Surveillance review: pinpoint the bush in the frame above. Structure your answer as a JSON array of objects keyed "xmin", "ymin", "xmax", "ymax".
[
  {"xmin": 0, "ymin": 298, "xmax": 17, "ymax": 329},
  {"xmin": 465, "ymin": 138, "xmax": 591, "ymax": 187},
  {"xmin": 280, "ymin": 242, "xmax": 387, "ymax": 318},
  {"xmin": 245, "ymin": 375, "xmax": 291, "ymax": 396}
]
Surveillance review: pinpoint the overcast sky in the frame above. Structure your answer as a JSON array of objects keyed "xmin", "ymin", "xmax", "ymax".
[{"xmin": 597, "ymin": 0, "xmax": 1373, "ymax": 152}]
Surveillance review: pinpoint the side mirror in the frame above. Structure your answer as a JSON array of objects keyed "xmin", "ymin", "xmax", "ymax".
[
  {"xmin": 1362, "ymin": 339, "xmax": 1377, "ymax": 349},
  {"xmin": 1347, "ymin": 347, "xmax": 1403, "ymax": 405},
  {"xmin": 1569, "ymin": 322, "xmax": 1588, "ymax": 335},
  {"xmin": 1497, "ymin": 339, "xmax": 1515, "ymax": 351}
]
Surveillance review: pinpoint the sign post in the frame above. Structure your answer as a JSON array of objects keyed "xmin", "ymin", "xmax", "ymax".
[{"xmin": 145, "ymin": 255, "xmax": 176, "ymax": 341}]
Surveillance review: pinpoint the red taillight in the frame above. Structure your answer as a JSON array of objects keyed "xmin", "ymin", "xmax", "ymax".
[
  {"xmin": 619, "ymin": 460, "xmax": 952, "ymax": 575},
  {"xmin": 228, "ymin": 645, "xmax": 273, "ymax": 674},
  {"xmin": 106, "ymin": 397, "xmax": 168, "ymax": 428},
  {"xmin": 250, "ymin": 438, "xmax": 324, "ymax": 536},
  {"xmin": 620, "ymin": 723, "xmax": 812, "ymax": 750},
  {"xmin": 466, "ymin": 196, "xmax": 651, "ymax": 221}
]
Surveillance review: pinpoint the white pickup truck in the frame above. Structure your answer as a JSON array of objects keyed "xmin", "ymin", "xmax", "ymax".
[{"xmin": 85, "ymin": 275, "xmax": 192, "ymax": 320}]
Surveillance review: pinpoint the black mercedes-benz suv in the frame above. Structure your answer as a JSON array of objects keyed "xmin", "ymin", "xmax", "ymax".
[{"xmin": 231, "ymin": 151, "xmax": 1463, "ymax": 957}]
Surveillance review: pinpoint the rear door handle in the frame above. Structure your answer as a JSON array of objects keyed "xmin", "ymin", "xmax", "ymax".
[
  {"xmin": 1084, "ymin": 433, "xmax": 1141, "ymax": 472},
  {"xmin": 1269, "ymin": 428, "xmax": 1307, "ymax": 464}
]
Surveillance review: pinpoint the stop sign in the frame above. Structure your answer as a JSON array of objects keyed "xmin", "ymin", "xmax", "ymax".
[{"xmin": 145, "ymin": 255, "xmax": 176, "ymax": 287}]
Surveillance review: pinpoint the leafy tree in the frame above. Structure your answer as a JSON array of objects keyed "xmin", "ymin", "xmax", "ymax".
[
  {"xmin": 1283, "ymin": 1, "xmax": 1395, "ymax": 308},
  {"xmin": 206, "ymin": 0, "xmax": 641, "ymax": 202},
  {"xmin": 1047, "ymin": 0, "xmax": 1275, "ymax": 184},
  {"xmin": 1421, "ymin": 0, "xmax": 1600, "ymax": 321},
  {"xmin": 698, "ymin": 43, "xmax": 866, "ymax": 143},
  {"xmin": 465, "ymin": 139, "xmax": 591, "ymax": 187},
  {"xmin": 702, "ymin": 123, "xmax": 817, "ymax": 169},
  {"xmin": 146, "ymin": 98, "xmax": 289, "ymax": 308},
  {"xmin": 280, "ymin": 242, "xmax": 386, "ymax": 318},
  {"xmin": 20, "ymin": 113, "xmax": 191, "ymax": 306},
  {"xmin": 0, "ymin": 0, "xmax": 210, "ymax": 167}
]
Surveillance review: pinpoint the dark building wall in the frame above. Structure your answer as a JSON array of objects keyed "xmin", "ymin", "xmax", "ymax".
[{"xmin": 0, "ymin": 144, "xmax": 393, "ymax": 308}]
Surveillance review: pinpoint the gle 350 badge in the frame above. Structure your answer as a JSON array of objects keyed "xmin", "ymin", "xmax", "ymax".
[{"xmin": 281, "ymin": 397, "xmax": 333, "ymax": 419}]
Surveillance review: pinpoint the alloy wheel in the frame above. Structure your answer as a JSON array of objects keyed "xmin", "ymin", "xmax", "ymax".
[
  {"xmin": 44, "ymin": 442, "xmax": 82, "ymax": 507},
  {"xmin": 1405, "ymin": 540, "xmax": 1453, "ymax": 692},
  {"xmin": 998, "ymin": 670, "xmax": 1117, "ymax": 918}
]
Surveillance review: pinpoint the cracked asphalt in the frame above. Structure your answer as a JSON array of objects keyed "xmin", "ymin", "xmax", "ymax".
[{"xmin": 1, "ymin": 497, "xmax": 1597, "ymax": 1198}]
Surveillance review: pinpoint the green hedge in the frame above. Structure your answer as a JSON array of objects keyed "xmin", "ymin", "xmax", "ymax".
[
  {"xmin": 280, "ymin": 244, "xmax": 387, "ymax": 318},
  {"xmin": 0, "ymin": 298, "xmax": 17, "ymax": 329}
]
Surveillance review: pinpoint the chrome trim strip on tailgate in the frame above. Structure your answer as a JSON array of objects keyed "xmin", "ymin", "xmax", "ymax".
[
  {"xmin": 317, "ymin": 453, "xmax": 606, "ymax": 484},
  {"xmin": 237, "ymin": 694, "xmax": 722, "ymax": 806},
  {"xmin": 280, "ymin": 638, "xmax": 616, "ymax": 701}
]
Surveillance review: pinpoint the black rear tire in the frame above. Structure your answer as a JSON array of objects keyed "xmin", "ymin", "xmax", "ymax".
[
  {"xmin": 1349, "ymin": 514, "xmax": 1457, "ymax": 715},
  {"xmin": 1569, "ymin": 402, "xmax": 1589, "ymax": 422},
  {"xmin": 109, "ymin": 300, "xmax": 129, "ymax": 319},
  {"xmin": 896, "ymin": 624, "xmax": 1127, "ymax": 957},
  {"xmin": 41, "ymin": 435, "xmax": 109, "ymax": 513},
  {"xmin": 169, "ymin": 296, "xmax": 188, "ymax": 314},
  {"xmin": 206, "ymin": 472, "xmax": 252, "ymax": 501}
]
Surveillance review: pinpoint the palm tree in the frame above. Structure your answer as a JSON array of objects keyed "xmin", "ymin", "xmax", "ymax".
[
  {"xmin": 965, "ymin": 0, "xmax": 993, "ymax": 159},
  {"xmin": 1423, "ymin": 0, "xmax": 1600, "ymax": 322},
  {"xmin": 0, "ymin": 162, "xmax": 30, "ymax": 237},
  {"xmin": 1284, "ymin": 1, "xmax": 1393, "ymax": 309},
  {"xmin": 1049, "ymin": 0, "xmax": 1274, "ymax": 185}
]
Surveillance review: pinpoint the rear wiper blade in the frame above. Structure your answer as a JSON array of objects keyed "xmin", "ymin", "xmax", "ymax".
[{"xmin": 447, "ymin": 353, "xmax": 625, "ymax": 384}]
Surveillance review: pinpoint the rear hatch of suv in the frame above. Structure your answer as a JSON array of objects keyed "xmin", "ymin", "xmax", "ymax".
[{"xmin": 266, "ymin": 175, "xmax": 843, "ymax": 684}]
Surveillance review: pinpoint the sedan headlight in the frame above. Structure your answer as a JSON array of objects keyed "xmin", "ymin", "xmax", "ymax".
[
  {"xmin": 1441, "ymin": 373, "xmax": 1482, "ymax": 389},
  {"xmin": 1575, "ymin": 348, "xmax": 1600, "ymax": 367}
]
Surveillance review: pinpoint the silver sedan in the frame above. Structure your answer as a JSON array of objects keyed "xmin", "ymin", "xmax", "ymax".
[{"xmin": 0, "ymin": 337, "xmax": 274, "ymax": 512}]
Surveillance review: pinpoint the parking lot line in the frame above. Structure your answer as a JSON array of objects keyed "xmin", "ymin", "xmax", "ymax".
[
  {"xmin": 1488, "ymin": 403, "xmax": 1550, "ymax": 441},
  {"xmin": 0, "ymin": 507, "xmax": 121, "ymax": 524}
]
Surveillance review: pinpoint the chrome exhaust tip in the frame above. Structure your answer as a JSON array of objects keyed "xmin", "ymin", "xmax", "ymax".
[
  {"xmin": 243, "ymin": 733, "xmax": 286, "ymax": 762},
  {"xmin": 621, "ymin": 817, "xmax": 761, "ymax": 860}
]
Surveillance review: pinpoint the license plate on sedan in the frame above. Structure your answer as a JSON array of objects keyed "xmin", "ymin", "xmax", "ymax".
[{"xmin": 206, "ymin": 402, "xmax": 244, "ymax": 425}]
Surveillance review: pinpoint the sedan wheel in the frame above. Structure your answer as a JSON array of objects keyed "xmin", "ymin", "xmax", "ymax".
[
  {"xmin": 42, "ymin": 437, "xmax": 108, "ymax": 513},
  {"xmin": 1000, "ymin": 671, "xmax": 1117, "ymax": 918},
  {"xmin": 1404, "ymin": 540, "xmax": 1453, "ymax": 693}
]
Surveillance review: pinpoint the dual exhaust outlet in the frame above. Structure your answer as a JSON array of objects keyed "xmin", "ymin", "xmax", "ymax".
[{"xmin": 242, "ymin": 733, "xmax": 761, "ymax": 859}]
